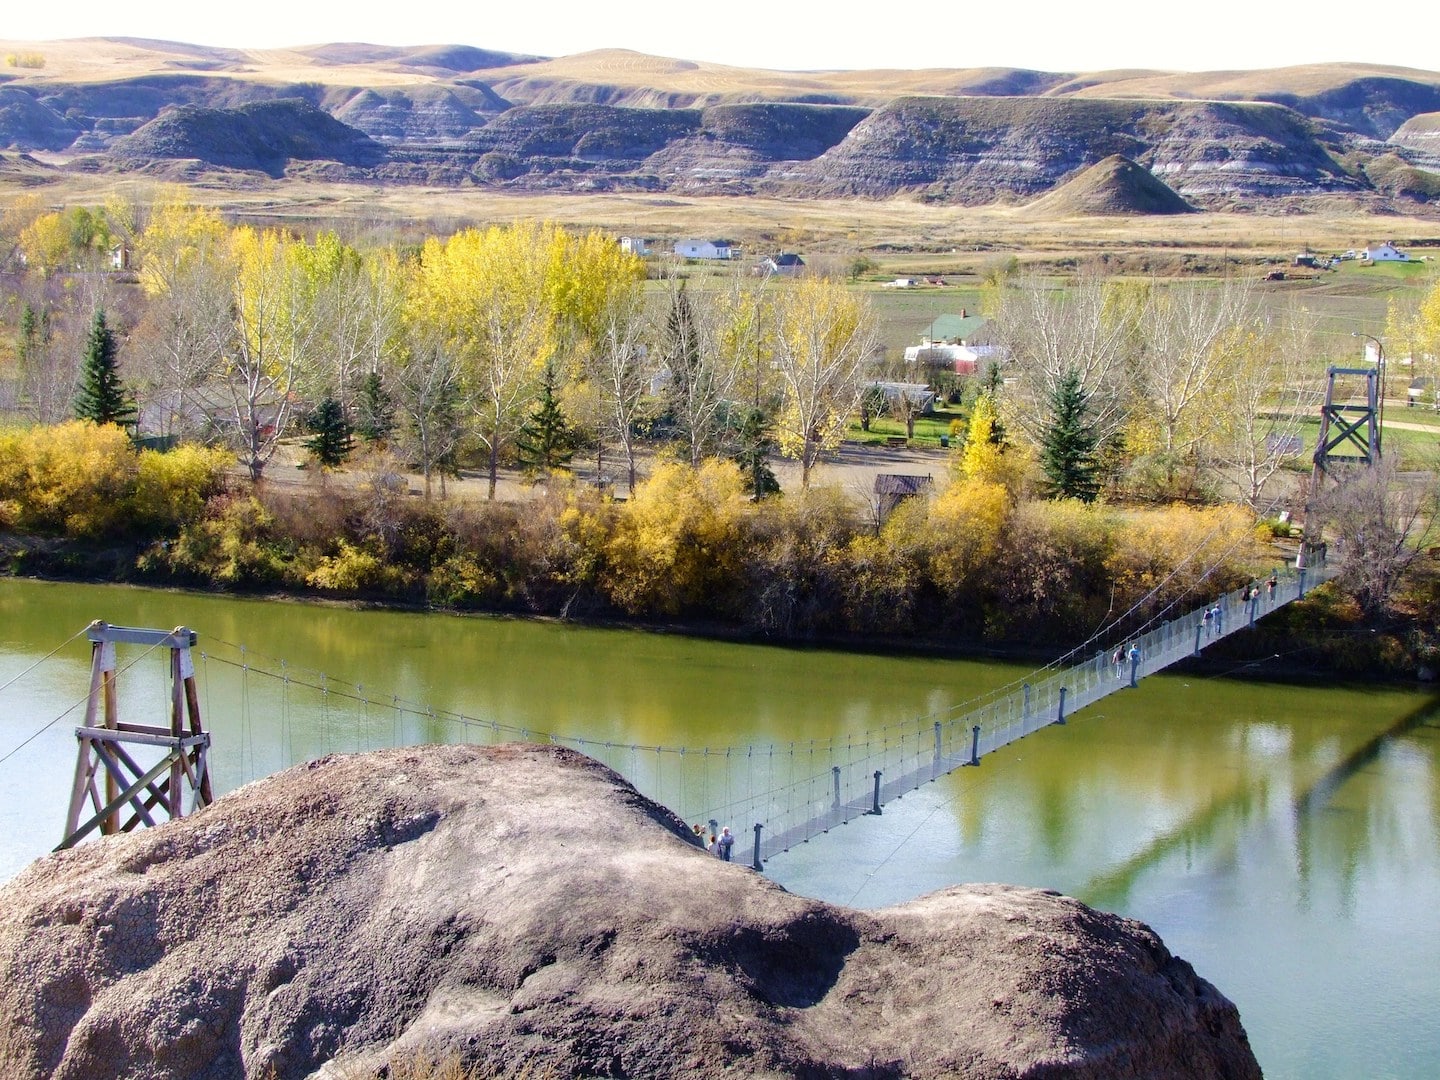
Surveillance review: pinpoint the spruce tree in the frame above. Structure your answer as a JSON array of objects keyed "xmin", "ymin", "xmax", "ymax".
[
  {"xmin": 1039, "ymin": 368, "xmax": 1100, "ymax": 502},
  {"xmin": 732, "ymin": 407, "xmax": 781, "ymax": 501},
  {"xmin": 17, "ymin": 303, "xmax": 42, "ymax": 366},
  {"xmin": 514, "ymin": 364, "xmax": 576, "ymax": 473},
  {"xmin": 305, "ymin": 395, "xmax": 354, "ymax": 469},
  {"xmin": 73, "ymin": 309, "xmax": 135, "ymax": 427},
  {"xmin": 354, "ymin": 371, "xmax": 395, "ymax": 447}
]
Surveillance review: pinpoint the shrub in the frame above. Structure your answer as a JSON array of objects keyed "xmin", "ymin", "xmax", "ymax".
[
  {"xmin": 987, "ymin": 498, "xmax": 1116, "ymax": 640},
  {"xmin": 131, "ymin": 445, "xmax": 233, "ymax": 533},
  {"xmin": 735, "ymin": 486, "xmax": 859, "ymax": 636},
  {"xmin": 165, "ymin": 495, "xmax": 308, "ymax": 586},
  {"xmin": 1255, "ymin": 517, "xmax": 1292, "ymax": 540},
  {"xmin": 602, "ymin": 458, "xmax": 749, "ymax": 616},
  {"xmin": 427, "ymin": 552, "xmax": 505, "ymax": 608},
  {"xmin": 0, "ymin": 421, "xmax": 136, "ymax": 537},
  {"xmin": 1106, "ymin": 503, "xmax": 1261, "ymax": 618},
  {"xmin": 307, "ymin": 540, "xmax": 410, "ymax": 595}
]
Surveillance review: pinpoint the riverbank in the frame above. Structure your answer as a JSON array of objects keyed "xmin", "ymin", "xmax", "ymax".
[
  {"xmin": 3, "ymin": 422, "xmax": 1431, "ymax": 673},
  {"xmin": 2, "ymin": 526, "xmax": 1428, "ymax": 682}
]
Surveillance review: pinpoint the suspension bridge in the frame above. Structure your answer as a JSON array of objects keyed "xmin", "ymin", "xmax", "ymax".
[{"xmin": 0, "ymin": 550, "xmax": 1334, "ymax": 871}]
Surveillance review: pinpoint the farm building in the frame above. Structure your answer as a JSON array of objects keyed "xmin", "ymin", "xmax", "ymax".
[
  {"xmin": 1362, "ymin": 242, "xmax": 1409, "ymax": 262},
  {"xmin": 673, "ymin": 239, "xmax": 736, "ymax": 260},
  {"xmin": 902, "ymin": 311, "xmax": 999, "ymax": 374},
  {"xmin": 873, "ymin": 473, "xmax": 935, "ymax": 519},
  {"xmin": 760, "ymin": 253, "xmax": 805, "ymax": 276}
]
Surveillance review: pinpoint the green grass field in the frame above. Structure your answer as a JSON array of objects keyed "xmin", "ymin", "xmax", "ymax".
[{"xmin": 847, "ymin": 405, "xmax": 967, "ymax": 449}]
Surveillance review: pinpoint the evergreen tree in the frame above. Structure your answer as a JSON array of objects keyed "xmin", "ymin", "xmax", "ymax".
[
  {"xmin": 514, "ymin": 363, "xmax": 576, "ymax": 473},
  {"xmin": 1039, "ymin": 367, "xmax": 1100, "ymax": 502},
  {"xmin": 305, "ymin": 394, "xmax": 354, "ymax": 469},
  {"xmin": 732, "ymin": 407, "xmax": 781, "ymax": 501},
  {"xmin": 354, "ymin": 371, "xmax": 395, "ymax": 447},
  {"xmin": 17, "ymin": 303, "xmax": 43, "ymax": 366},
  {"xmin": 73, "ymin": 309, "xmax": 135, "ymax": 427}
]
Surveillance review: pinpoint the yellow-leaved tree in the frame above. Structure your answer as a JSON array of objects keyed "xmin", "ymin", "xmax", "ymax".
[
  {"xmin": 409, "ymin": 223, "xmax": 563, "ymax": 498},
  {"xmin": 223, "ymin": 227, "xmax": 324, "ymax": 482},
  {"xmin": 1387, "ymin": 276, "xmax": 1440, "ymax": 410},
  {"xmin": 552, "ymin": 230, "xmax": 647, "ymax": 491},
  {"xmin": 18, "ymin": 212, "xmax": 73, "ymax": 276},
  {"xmin": 602, "ymin": 458, "xmax": 748, "ymax": 615},
  {"xmin": 136, "ymin": 192, "xmax": 228, "ymax": 297},
  {"xmin": 770, "ymin": 276, "xmax": 877, "ymax": 488},
  {"xmin": 957, "ymin": 392, "xmax": 1028, "ymax": 496},
  {"xmin": 130, "ymin": 195, "xmax": 234, "ymax": 439}
]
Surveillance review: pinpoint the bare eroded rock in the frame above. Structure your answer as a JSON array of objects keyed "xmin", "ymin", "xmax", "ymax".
[{"xmin": 0, "ymin": 744, "xmax": 1261, "ymax": 1079}]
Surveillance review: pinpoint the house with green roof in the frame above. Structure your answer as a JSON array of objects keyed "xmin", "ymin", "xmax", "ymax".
[{"xmin": 903, "ymin": 310, "xmax": 998, "ymax": 374}]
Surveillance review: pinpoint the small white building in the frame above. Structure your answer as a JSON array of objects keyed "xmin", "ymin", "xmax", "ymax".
[
  {"xmin": 882, "ymin": 277, "xmax": 918, "ymax": 289},
  {"xmin": 673, "ymin": 239, "xmax": 735, "ymax": 260},
  {"xmin": 1362, "ymin": 242, "xmax": 1409, "ymax": 262},
  {"xmin": 619, "ymin": 236, "xmax": 653, "ymax": 256}
]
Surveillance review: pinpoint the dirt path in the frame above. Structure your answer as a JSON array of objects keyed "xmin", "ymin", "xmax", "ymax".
[{"xmin": 253, "ymin": 439, "xmax": 955, "ymax": 506}]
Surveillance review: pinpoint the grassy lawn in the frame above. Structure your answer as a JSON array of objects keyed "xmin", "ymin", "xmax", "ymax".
[
  {"xmin": 1332, "ymin": 258, "xmax": 1436, "ymax": 282},
  {"xmin": 1292, "ymin": 411, "xmax": 1440, "ymax": 469},
  {"xmin": 847, "ymin": 405, "xmax": 967, "ymax": 448}
]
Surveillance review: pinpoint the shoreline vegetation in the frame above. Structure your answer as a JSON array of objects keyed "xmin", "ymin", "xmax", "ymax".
[
  {"xmin": 2, "ymin": 211, "xmax": 1437, "ymax": 683},
  {"xmin": 1, "ymin": 421, "xmax": 1433, "ymax": 679}
]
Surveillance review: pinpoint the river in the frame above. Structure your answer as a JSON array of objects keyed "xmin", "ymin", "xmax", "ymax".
[{"xmin": 1, "ymin": 577, "xmax": 1437, "ymax": 1079}]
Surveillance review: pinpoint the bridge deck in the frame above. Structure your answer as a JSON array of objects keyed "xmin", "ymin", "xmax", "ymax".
[{"xmin": 739, "ymin": 556, "xmax": 1334, "ymax": 867}]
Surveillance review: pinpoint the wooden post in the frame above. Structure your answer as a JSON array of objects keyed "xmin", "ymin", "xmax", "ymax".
[{"xmin": 59, "ymin": 623, "xmax": 213, "ymax": 851}]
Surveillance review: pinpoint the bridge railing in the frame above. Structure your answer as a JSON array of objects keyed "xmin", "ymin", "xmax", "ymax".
[{"xmin": 712, "ymin": 553, "xmax": 1336, "ymax": 866}]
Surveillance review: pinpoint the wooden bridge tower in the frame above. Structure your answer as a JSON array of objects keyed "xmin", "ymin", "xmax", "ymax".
[
  {"xmin": 59, "ymin": 622, "xmax": 214, "ymax": 850},
  {"xmin": 1311, "ymin": 365, "xmax": 1381, "ymax": 488}
]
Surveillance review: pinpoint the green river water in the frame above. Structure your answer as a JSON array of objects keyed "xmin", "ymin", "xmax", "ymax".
[{"xmin": 1, "ymin": 577, "xmax": 1437, "ymax": 1079}]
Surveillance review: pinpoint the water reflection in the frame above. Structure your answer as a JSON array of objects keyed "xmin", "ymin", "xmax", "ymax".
[{"xmin": 2, "ymin": 579, "xmax": 1439, "ymax": 1078}]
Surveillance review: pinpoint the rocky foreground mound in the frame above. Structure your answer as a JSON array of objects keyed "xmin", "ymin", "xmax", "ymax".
[{"xmin": 0, "ymin": 744, "xmax": 1261, "ymax": 1080}]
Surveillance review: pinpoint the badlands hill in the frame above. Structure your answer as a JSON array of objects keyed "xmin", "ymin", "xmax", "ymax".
[
  {"xmin": 0, "ymin": 743, "xmax": 1262, "ymax": 1079},
  {"xmin": 1, "ymin": 37, "xmax": 1439, "ymax": 210}
]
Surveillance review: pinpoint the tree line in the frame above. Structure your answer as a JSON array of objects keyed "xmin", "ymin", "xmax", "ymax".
[{"xmin": 5, "ymin": 194, "xmax": 876, "ymax": 499}]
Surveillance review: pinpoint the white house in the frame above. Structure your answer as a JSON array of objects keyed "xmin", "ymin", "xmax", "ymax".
[
  {"xmin": 1362, "ymin": 242, "xmax": 1409, "ymax": 262},
  {"xmin": 619, "ymin": 236, "xmax": 653, "ymax": 256},
  {"xmin": 673, "ymin": 239, "xmax": 735, "ymax": 260}
]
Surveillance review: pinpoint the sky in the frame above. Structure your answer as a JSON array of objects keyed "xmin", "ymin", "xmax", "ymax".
[{"xmin": 2, "ymin": 0, "xmax": 1433, "ymax": 74}]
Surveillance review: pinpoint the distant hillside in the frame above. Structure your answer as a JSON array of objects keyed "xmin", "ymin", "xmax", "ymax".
[
  {"xmin": 110, "ymin": 99, "xmax": 385, "ymax": 177},
  {"xmin": 1392, "ymin": 111, "xmax": 1440, "ymax": 152},
  {"xmin": 1025, "ymin": 155, "xmax": 1195, "ymax": 216},
  {"xmin": 797, "ymin": 97, "xmax": 1353, "ymax": 204},
  {"xmin": 0, "ymin": 150, "xmax": 58, "ymax": 186},
  {"xmin": 2, "ymin": 38, "xmax": 1438, "ymax": 210},
  {"xmin": 299, "ymin": 43, "xmax": 539, "ymax": 74}
]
